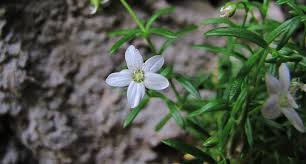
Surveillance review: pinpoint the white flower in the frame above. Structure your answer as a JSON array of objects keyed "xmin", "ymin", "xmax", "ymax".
[
  {"xmin": 105, "ymin": 45, "xmax": 169, "ymax": 108},
  {"xmin": 262, "ymin": 63, "xmax": 305, "ymax": 133}
]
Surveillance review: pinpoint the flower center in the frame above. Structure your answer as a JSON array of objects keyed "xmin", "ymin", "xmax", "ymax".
[
  {"xmin": 132, "ymin": 69, "xmax": 144, "ymax": 83},
  {"xmin": 278, "ymin": 94, "xmax": 290, "ymax": 107}
]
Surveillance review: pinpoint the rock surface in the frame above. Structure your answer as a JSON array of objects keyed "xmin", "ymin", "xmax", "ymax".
[
  {"xmin": 0, "ymin": 0, "xmax": 218, "ymax": 163},
  {"xmin": 0, "ymin": 0, "xmax": 283, "ymax": 163}
]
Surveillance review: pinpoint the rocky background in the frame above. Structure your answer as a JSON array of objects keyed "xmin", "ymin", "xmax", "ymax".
[{"xmin": 0, "ymin": 0, "xmax": 284, "ymax": 163}]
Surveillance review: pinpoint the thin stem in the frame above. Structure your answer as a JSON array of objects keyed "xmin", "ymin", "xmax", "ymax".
[
  {"xmin": 119, "ymin": 0, "xmax": 159, "ymax": 55},
  {"xmin": 119, "ymin": 0, "xmax": 146, "ymax": 32},
  {"xmin": 170, "ymin": 79, "xmax": 181, "ymax": 101},
  {"xmin": 241, "ymin": 3, "xmax": 249, "ymax": 27},
  {"xmin": 145, "ymin": 38, "xmax": 158, "ymax": 55},
  {"xmin": 302, "ymin": 24, "xmax": 306, "ymax": 48}
]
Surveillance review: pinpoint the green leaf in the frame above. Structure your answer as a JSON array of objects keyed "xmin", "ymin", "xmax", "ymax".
[
  {"xmin": 155, "ymin": 113, "xmax": 172, "ymax": 132},
  {"xmin": 203, "ymin": 136, "xmax": 218, "ymax": 147},
  {"xmin": 166, "ymin": 100, "xmax": 185, "ymax": 128},
  {"xmin": 108, "ymin": 28, "xmax": 141, "ymax": 37},
  {"xmin": 160, "ymin": 65, "xmax": 173, "ymax": 78},
  {"xmin": 123, "ymin": 97, "xmax": 149, "ymax": 128},
  {"xmin": 175, "ymin": 74, "xmax": 201, "ymax": 99},
  {"xmin": 149, "ymin": 27, "xmax": 177, "ymax": 39},
  {"xmin": 185, "ymin": 119, "xmax": 210, "ymax": 139},
  {"xmin": 109, "ymin": 30, "xmax": 139, "ymax": 55},
  {"xmin": 158, "ymin": 25, "xmax": 197, "ymax": 54},
  {"xmin": 162, "ymin": 139, "xmax": 216, "ymax": 163},
  {"xmin": 193, "ymin": 44, "xmax": 227, "ymax": 54},
  {"xmin": 193, "ymin": 44, "xmax": 247, "ymax": 61},
  {"xmin": 236, "ymin": 49, "xmax": 265, "ymax": 78},
  {"xmin": 276, "ymin": 20, "xmax": 300, "ymax": 50},
  {"xmin": 234, "ymin": 43, "xmax": 253, "ymax": 54},
  {"xmin": 265, "ymin": 16, "xmax": 301, "ymax": 44},
  {"xmin": 205, "ymin": 27, "xmax": 268, "ymax": 48},
  {"xmin": 147, "ymin": 90, "xmax": 166, "ymax": 99},
  {"xmin": 223, "ymin": 78, "xmax": 242, "ymax": 102},
  {"xmin": 145, "ymin": 7, "xmax": 175, "ymax": 29},
  {"xmin": 202, "ymin": 18, "xmax": 237, "ymax": 27},
  {"xmin": 188, "ymin": 100, "xmax": 226, "ymax": 117},
  {"xmin": 219, "ymin": 117, "xmax": 235, "ymax": 148},
  {"xmin": 277, "ymin": 0, "xmax": 303, "ymax": 15},
  {"xmin": 245, "ymin": 117, "xmax": 254, "ymax": 147}
]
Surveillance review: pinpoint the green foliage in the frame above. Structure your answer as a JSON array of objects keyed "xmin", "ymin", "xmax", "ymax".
[
  {"xmin": 110, "ymin": 0, "xmax": 306, "ymax": 163},
  {"xmin": 162, "ymin": 139, "xmax": 216, "ymax": 163}
]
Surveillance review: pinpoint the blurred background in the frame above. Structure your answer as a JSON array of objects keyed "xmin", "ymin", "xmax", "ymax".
[{"xmin": 0, "ymin": 0, "xmax": 289, "ymax": 163}]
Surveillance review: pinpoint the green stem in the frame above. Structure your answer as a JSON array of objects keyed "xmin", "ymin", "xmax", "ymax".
[
  {"xmin": 145, "ymin": 38, "xmax": 158, "ymax": 55},
  {"xmin": 239, "ymin": 2, "xmax": 249, "ymax": 27},
  {"xmin": 119, "ymin": 0, "xmax": 146, "ymax": 32},
  {"xmin": 119, "ymin": 0, "xmax": 159, "ymax": 55},
  {"xmin": 302, "ymin": 24, "xmax": 306, "ymax": 48},
  {"xmin": 170, "ymin": 79, "xmax": 181, "ymax": 101}
]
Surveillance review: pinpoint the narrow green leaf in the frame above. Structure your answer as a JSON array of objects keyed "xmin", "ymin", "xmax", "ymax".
[
  {"xmin": 276, "ymin": 20, "xmax": 300, "ymax": 50},
  {"xmin": 108, "ymin": 28, "xmax": 141, "ymax": 37},
  {"xmin": 147, "ymin": 90, "xmax": 166, "ymax": 99},
  {"xmin": 202, "ymin": 18, "xmax": 237, "ymax": 27},
  {"xmin": 265, "ymin": 16, "xmax": 300, "ymax": 44},
  {"xmin": 192, "ymin": 44, "xmax": 227, "ymax": 54},
  {"xmin": 236, "ymin": 49, "xmax": 265, "ymax": 78},
  {"xmin": 149, "ymin": 27, "xmax": 177, "ymax": 39},
  {"xmin": 245, "ymin": 117, "xmax": 254, "ymax": 146},
  {"xmin": 203, "ymin": 136, "xmax": 218, "ymax": 147},
  {"xmin": 228, "ymin": 79, "xmax": 242, "ymax": 102},
  {"xmin": 166, "ymin": 100, "xmax": 185, "ymax": 128},
  {"xmin": 205, "ymin": 27, "xmax": 268, "ymax": 48},
  {"xmin": 188, "ymin": 100, "xmax": 226, "ymax": 117},
  {"xmin": 260, "ymin": 117, "xmax": 284, "ymax": 129},
  {"xmin": 223, "ymin": 78, "xmax": 242, "ymax": 102},
  {"xmin": 145, "ymin": 7, "xmax": 175, "ymax": 29},
  {"xmin": 159, "ymin": 25, "xmax": 197, "ymax": 54},
  {"xmin": 175, "ymin": 74, "xmax": 201, "ymax": 99},
  {"xmin": 155, "ymin": 113, "xmax": 172, "ymax": 132},
  {"xmin": 160, "ymin": 65, "xmax": 173, "ymax": 78},
  {"xmin": 109, "ymin": 30, "xmax": 139, "ymax": 55},
  {"xmin": 123, "ymin": 97, "xmax": 149, "ymax": 128},
  {"xmin": 234, "ymin": 43, "xmax": 253, "ymax": 54},
  {"xmin": 162, "ymin": 139, "xmax": 216, "ymax": 163},
  {"xmin": 220, "ymin": 117, "xmax": 235, "ymax": 148},
  {"xmin": 277, "ymin": 0, "xmax": 303, "ymax": 15},
  {"xmin": 193, "ymin": 44, "xmax": 247, "ymax": 61},
  {"xmin": 185, "ymin": 119, "xmax": 210, "ymax": 139}
]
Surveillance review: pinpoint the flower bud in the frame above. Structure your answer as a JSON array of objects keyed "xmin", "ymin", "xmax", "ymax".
[{"xmin": 220, "ymin": 2, "xmax": 237, "ymax": 17}]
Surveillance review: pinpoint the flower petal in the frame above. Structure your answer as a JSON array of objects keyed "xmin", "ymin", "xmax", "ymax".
[
  {"xmin": 280, "ymin": 107, "xmax": 305, "ymax": 133},
  {"xmin": 288, "ymin": 94, "xmax": 298, "ymax": 109},
  {"xmin": 105, "ymin": 69, "xmax": 132, "ymax": 87},
  {"xmin": 265, "ymin": 73, "xmax": 281, "ymax": 95},
  {"xmin": 279, "ymin": 63, "xmax": 290, "ymax": 91},
  {"xmin": 143, "ymin": 55, "xmax": 164, "ymax": 73},
  {"xmin": 144, "ymin": 72, "xmax": 169, "ymax": 90},
  {"xmin": 125, "ymin": 45, "xmax": 143, "ymax": 71},
  {"xmin": 127, "ymin": 81, "xmax": 145, "ymax": 108},
  {"xmin": 261, "ymin": 95, "xmax": 282, "ymax": 119}
]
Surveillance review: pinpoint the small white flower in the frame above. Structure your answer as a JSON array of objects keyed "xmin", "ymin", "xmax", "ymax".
[
  {"xmin": 262, "ymin": 63, "xmax": 305, "ymax": 132},
  {"xmin": 105, "ymin": 45, "xmax": 169, "ymax": 108}
]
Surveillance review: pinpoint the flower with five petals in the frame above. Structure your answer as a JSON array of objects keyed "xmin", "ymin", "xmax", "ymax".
[
  {"xmin": 262, "ymin": 63, "xmax": 305, "ymax": 132},
  {"xmin": 105, "ymin": 45, "xmax": 169, "ymax": 108}
]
